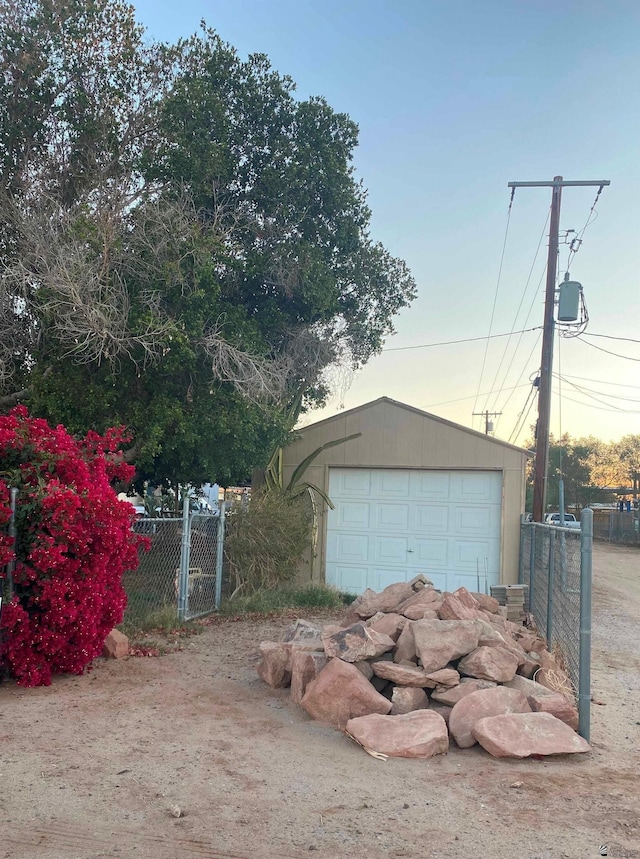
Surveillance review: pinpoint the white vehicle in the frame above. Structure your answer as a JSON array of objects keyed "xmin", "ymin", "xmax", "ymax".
[{"xmin": 544, "ymin": 512, "xmax": 581, "ymax": 529}]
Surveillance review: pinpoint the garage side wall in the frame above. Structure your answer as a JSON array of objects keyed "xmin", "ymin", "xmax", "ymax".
[{"xmin": 283, "ymin": 400, "xmax": 527, "ymax": 588}]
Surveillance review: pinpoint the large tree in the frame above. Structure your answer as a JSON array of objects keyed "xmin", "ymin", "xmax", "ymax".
[{"xmin": 0, "ymin": 0, "xmax": 416, "ymax": 485}]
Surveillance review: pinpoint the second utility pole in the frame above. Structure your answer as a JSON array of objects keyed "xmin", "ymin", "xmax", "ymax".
[{"xmin": 508, "ymin": 176, "xmax": 610, "ymax": 523}]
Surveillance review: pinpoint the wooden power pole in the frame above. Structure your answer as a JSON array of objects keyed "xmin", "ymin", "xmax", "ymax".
[
  {"xmin": 507, "ymin": 177, "xmax": 610, "ymax": 522},
  {"xmin": 473, "ymin": 410, "xmax": 502, "ymax": 435}
]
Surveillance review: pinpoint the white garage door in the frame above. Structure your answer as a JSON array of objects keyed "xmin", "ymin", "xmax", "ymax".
[{"xmin": 325, "ymin": 468, "xmax": 502, "ymax": 595}]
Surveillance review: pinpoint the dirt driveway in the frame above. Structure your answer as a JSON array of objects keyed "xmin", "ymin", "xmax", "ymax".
[{"xmin": 1, "ymin": 543, "xmax": 639, "ymax": 859}]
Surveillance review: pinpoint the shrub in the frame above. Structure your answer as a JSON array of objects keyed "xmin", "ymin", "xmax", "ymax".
[
  {"xmin": 224, "ymin": 489, "xmax": 312, "ymax": 598},
  {"xmin": 0, "ymin": 407, "xmax": 145, "ymax": 686}
]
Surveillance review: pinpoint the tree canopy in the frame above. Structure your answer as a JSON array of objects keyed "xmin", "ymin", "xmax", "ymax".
[{"xmin": 0, "ymin": 0, "xmax": 416, "ymax": 486}]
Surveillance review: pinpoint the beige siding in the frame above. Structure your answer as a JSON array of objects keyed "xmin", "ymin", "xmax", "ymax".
[{"xmin": 284, "ymin": 398, "xmax": 529, "ymax": 588}]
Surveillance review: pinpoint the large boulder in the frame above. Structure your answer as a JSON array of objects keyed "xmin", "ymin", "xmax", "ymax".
[
  {"xmin": 505, "ymin": 675, "xmax": 578, "ymax": 730},
  {"xmin": 472, "ymin": 712, "xmax": 591, "ymax": 758},
  {"xmin": 348, "ymin": 578, "xmax": 428, "ymax": 620},
  {"xmin": 412, "ymin": 619, "xmax": 483, "ymax": 673},
  {"xmin": 367, "ymin": 612, "xmax": 407, "ymax": 642},
  {"xmin": 437, "ymin": 593, "xmax": 479, "ymax": 621},
  {"xmin": 471, "ymin": 592, "xmax": 501, "ymax": 614},
  {"xmin": 394, "ymin": 622, "xmax": 418, "ymax": 663},
  {"xmin": 290, "ymin": 650, "xmax": 328, "ymax": 705},
  {"xmin": 256, "ymin": 642, "xmax": 292, "ymax": 688},
  {"xmin": 282, "ymin": 619, "xmax": 323, "ymax": 646},
  {"xmin": 301, "ymin": 659, "xmax": 391, "ymax": 730},
  {"xmin": 448, "ymin": 686, "xmax": 531, "ymax": 748},
  {"xmin": 346, "ymin": 710, "xmax": 449, "ymax": 759},
  {"xmin": 323, "ymin": 622, "xmax": 395, "ymax": 663},
  {"xmin": 390, "ymin": 686, "xmax": 430, "ymax": 715},
  {"xmin": 457, "ymin": 646, "xmax": 520, "ymax": 683},
  {"xmin": 370, "ymin": 661, "xmax": 434, "ymax": 687},
  {"xmin": 397, "ymin": 588, "xmax": 442, "ymax": 620},
  {"xmin": 425, "ymin": 667, "xmax": 460, "ymax": 689},
  {"xmin": 431, "ymin": 678, "xmax": 496, "ymax": 706}
]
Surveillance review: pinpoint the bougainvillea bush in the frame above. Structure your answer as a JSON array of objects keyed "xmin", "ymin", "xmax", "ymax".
[{"xmin": 0, "ymin": 407, "xmax": 145, "ymax": 686}]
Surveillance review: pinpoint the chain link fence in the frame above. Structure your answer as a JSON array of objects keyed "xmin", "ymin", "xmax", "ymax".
[
  {"xmin": 519, "ymin": 509, "xmax": 593, "ymax": 740},
  {"xmin": 592, "ymin": 510, "xmax": 640, "ymax": 546},
  {"xmin": 123, "ymin": 502, "xmax": 225, "ymax": 629}
]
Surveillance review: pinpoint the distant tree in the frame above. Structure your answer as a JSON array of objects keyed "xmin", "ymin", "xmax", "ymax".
[
  {"xmin": 616, "ymin": 435, "xmax": 640, "ymax": 494},
  {"xmin": 0, "ymin": 1, "xmax": 416, "ymax": 486}
]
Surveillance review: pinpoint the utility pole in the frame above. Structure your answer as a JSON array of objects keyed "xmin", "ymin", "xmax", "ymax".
[
  {"xmin": 508, "ymin": 177, "xmax": 610, "ymax": 522},
  {"xmin": 473, "ymin": 410, "xmax": 502, "ymax": 435}
]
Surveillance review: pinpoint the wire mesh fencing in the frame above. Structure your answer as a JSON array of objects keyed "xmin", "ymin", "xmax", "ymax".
[
  {"xmin": 123, "ymin": 506, "xmax": 225, "ymax": 630},
  {"xmin": 592, "ymin": 510, "xmax": 640, "ymax": 546},
  {"xmin": 519, "ymin": 510, "xmax": 593, "ymax": 740}
]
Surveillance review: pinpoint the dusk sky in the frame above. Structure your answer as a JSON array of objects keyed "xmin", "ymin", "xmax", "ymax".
[{"xmin": 133, "ymin": 0, "xmax": 639, "ymax": 446}]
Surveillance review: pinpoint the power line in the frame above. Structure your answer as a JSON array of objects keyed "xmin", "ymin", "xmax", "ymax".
[
  {"xmin": 560, "ymin": 373, "xmax": 640, "ymax": 390},
  {"xmin": 564, "ymin": 186, "xmax": 604, "ymax": 272},
  {"xmin": 472, "ymin": 188, "xmax": 515, "ymax": 428},
  {"xmin": 554, "ymin": 373, "xmax": 640, "ymax": 402},
  {"xmin": 482, "ymin": 208, "xmax": 550, "ymax": 419},
  {"xmin": 581, "ymin": 331, "xmax": 640, "ymax": 345},
  {"xmin": 382, "ymin": 326, "xmax": 542, "ymax": 352},
  {"xmin": 422, "ymin": 382, "xmax": 531, "ymax": 408},
  {"xmin": 496, "ymin": 330, "xmax": 543, "ymax": 435},
  {"xmin": 556, "ymin": 391, "xmax": 640, "ymax": 414},
  {"xmin": 574, "ymin": 337, "xmax": 640, "ymax": 362},
  {"xmin": 556, "ymin": 375, "xmax": 640, "ymax": 411}
]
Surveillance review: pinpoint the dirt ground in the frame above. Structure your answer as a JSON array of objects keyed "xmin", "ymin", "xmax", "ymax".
[{"xmin": 1, "ymin": 542, "xmax": 639, "ymax": 859}]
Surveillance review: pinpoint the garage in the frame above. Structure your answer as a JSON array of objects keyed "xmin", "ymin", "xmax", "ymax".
[
  {"xmin": 281, "ymin": 397, "xmax": 529, "ymax": 593},
  {"xmin": 326, "ymin": 467, "xmax": 502, "ymax": 594}
]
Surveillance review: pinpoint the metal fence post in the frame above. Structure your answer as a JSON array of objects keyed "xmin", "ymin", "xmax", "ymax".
[
  {"xmin": 6, "ymin": 488, "xmax": 18, "ymax": 600},
  {"xmin": 547, "ymin": 527, "xmax": 555, "ymax": 642},
  {"xmin": 579, "ymin": 507, "xmax": 593, "ymax": 741},
  {"xmin": 518, "ymin": 520, "xmax": 525, "ymax": 585},
  {"xmin": 529, "ymin": 524, "xmax": 536, "ymax": 617},
  {"xmin": 215, "ymin": 501, "xmax": 226, "ymax": 610},
  {"xmin": 177, "ymin": 494, "xmax": 191, "ymax": 621}
]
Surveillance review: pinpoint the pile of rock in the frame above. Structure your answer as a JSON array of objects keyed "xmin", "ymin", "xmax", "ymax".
[{"xmin": 256, "ymin": 577, "xmax": 590, "ymax": 760}]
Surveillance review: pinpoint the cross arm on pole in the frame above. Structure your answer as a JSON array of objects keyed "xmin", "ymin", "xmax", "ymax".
[{"xmin": 508, "ymin": 180, "xmax": 610, "ymax": 188}]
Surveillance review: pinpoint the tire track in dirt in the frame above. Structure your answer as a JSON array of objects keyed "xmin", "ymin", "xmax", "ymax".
[{"xmin": 1, "ymin": 820, "xmax": 309, "ymax": 859}]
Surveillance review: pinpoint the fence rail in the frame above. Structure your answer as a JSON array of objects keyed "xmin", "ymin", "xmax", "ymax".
[{"xmin": 519, "ymin": 509, "xmax": 593, "ymax": 740}]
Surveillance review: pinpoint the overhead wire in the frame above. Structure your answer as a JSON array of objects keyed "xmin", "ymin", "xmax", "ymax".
[
  {"xmin": 471, "ymin": 187, "xmax": 515, "ymax": 430},
  {"xmin": 564, "ymin": 185, "xmax": 604, "ymax": 273},
  {"xmin": 508, "ymin": 383, "xmax": 538, "ymax": 445},
  {"xmin": 555, "ymin": 375, "xmax": 640, "ymax": 411},
  {"xmin": 482, "ymin": 207, "xmax": 551, "ymax": 422},
  {"xmin": 573, "ymin": 337, "xmax": 640, "ymax": 362},
  {"xmin": 382, "ymin": 326, "xmax": 542, "ymax": 352},
  {"xmin": 556, "ymin": 391, "xmax": 640, "ymax": 414}
]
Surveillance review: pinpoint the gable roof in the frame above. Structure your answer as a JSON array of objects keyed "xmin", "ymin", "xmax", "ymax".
[{"xmin": 296, "ymin": 396, "xmax": 532, "ymax": 456}]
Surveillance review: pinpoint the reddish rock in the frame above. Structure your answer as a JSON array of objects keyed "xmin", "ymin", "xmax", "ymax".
[
  {"xmin": 256, "ymin": 642, "xmax": 292, "ymax": 688},
  {"xmin": 472, "ymin": 712, "xmax": 591, "ymax": 758},
  {"xmin": 102, "ymin": 629, "xmax": 129, "ymax": 659},
  {"xmin": 425, "ymin": 668, "xmax": 460, "ymax": 688},
  {"xmin": 448, "ymin": 686, "xmax": 531, "ymax": 748},
  {"xmin": 370, "ymin": 661, "xmax": 433, "ymax": 687},
  {"xmin": 437, "ymin": 593, "xmax": 478, "ymax": 621},
  {"xmin": 390, "ymin": 686, "xmax": 430, "ymax": 715},
  {"xmin": 517, "ymin": 653, "xmax": 542, "ymax": 679},
  {"xmin": 429, "ymin": 701, "xmax": 453, "ymax": 724},
  {"xmin": 453, "ymin": 587, "xmax": 480, "ymax": 610},
  {"xmin": 457, "ymin": 646, "xmax": 520, "ymax": 683},
  {"xmin": 282, "ymin": 619, "xmax": 323, "ymax": 645},
  {"xmin": 431, "ymin": 678, "xmax": 496, "ymax": 706},
  {"xmin": 394, "ymin": 622, "xmax": 418, "ymax": 663},
  {"xmin": 350, "ymin": 581, "xmax": 423, "ymax": 619},
  {"xmin": 472, "ymin": 592, "xmax": 501, "ymax": 614},
  {"xmin": 353, "ymin": 660, "xmax": 374, "ymax": 680},
  {"xmin": 290, "ymin": 650, "xmax": 328, "ymax": 704},
  {"xmin": 301, "ymin": 658, "xmax": 391, "ymax": 730},
  {"xmin": 323, "ymin": 622, "xmax": 395, "ymax": 663},
  {"xmin": 368, "ymin": 612, "xmax": 406, "ymax": 642},
  {"xmin": 420, "ymin": 609, "xmax": 440, "ymax": 620},
  {"xmin": 412, "ymin": 619, "xmax": 483, "ymax": 673},
  {"xmin": 398, "ymin": 588, "xmax": 442, "ymax": 620},
  {"xmin": 505, "ymin": 675, "xmax": 578, "ymax": 730},
  {"xmin": 529, "ymin": 692, "xmax": 579, "ymax": 731},
  {"xmin": 346, "ymin": 710, "xmax": 448, "ymax": 759}
]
